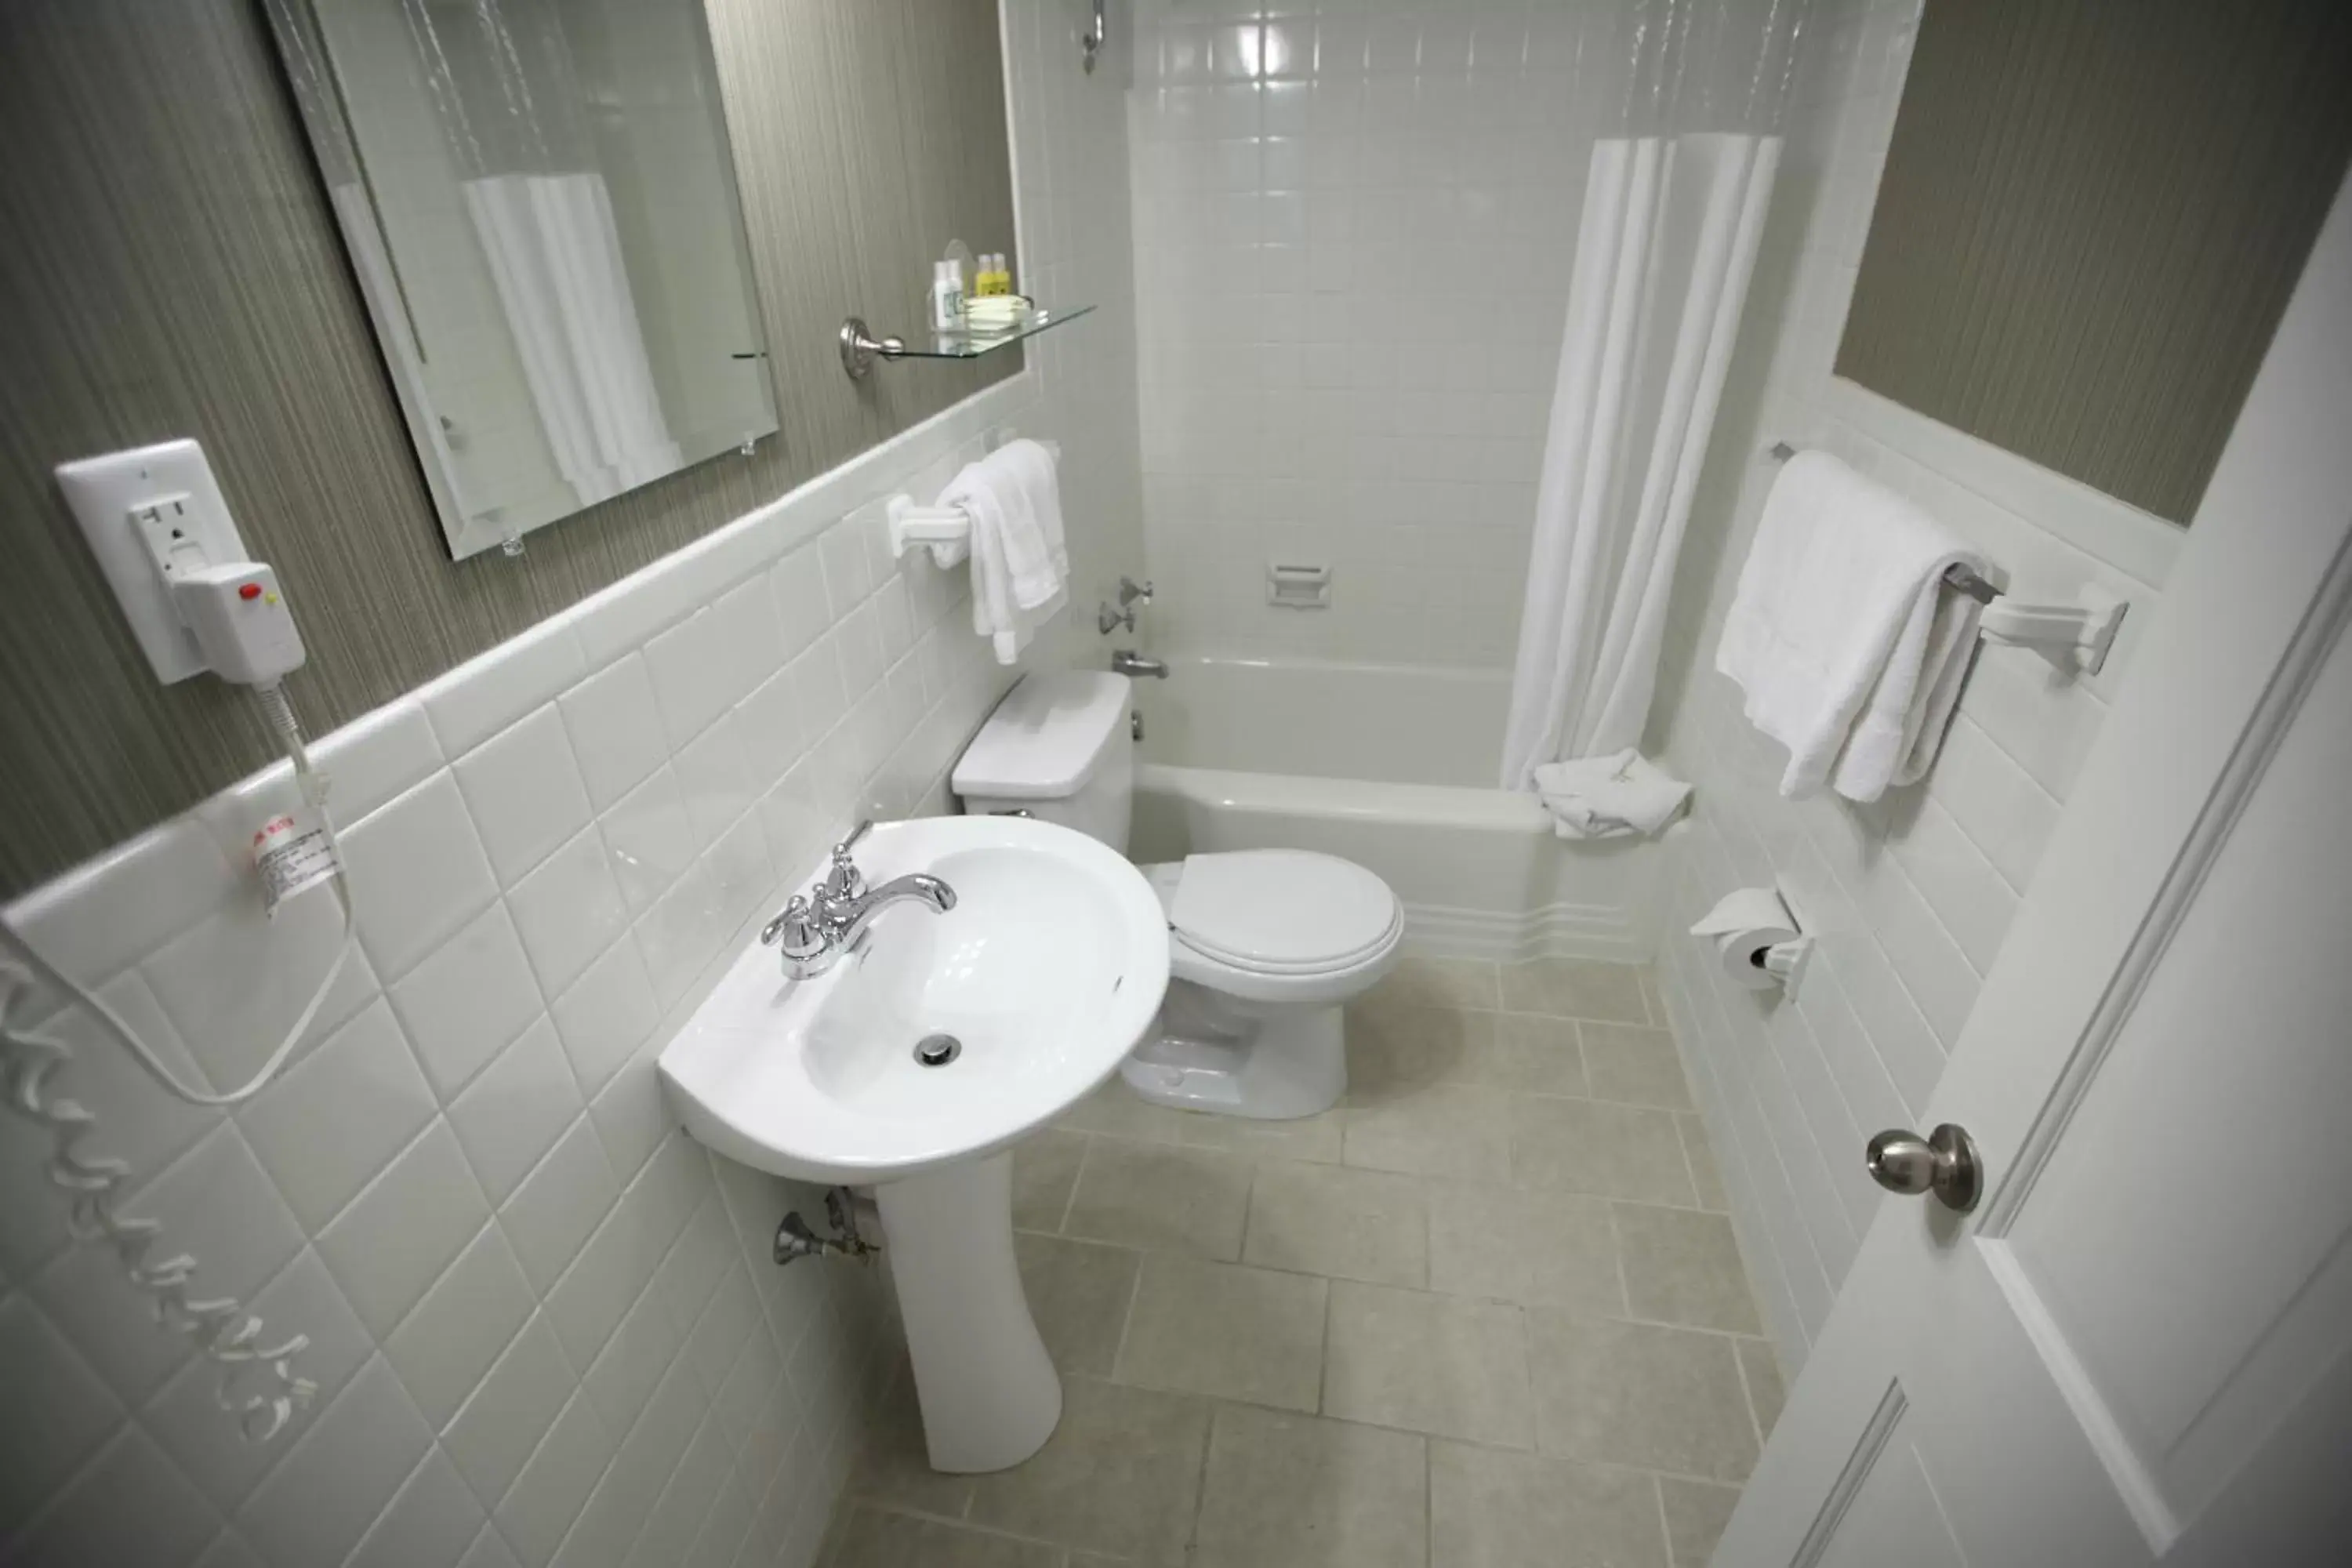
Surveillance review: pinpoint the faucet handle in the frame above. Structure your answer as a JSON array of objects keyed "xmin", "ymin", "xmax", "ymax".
[
  {"xmin": 1117, "ymin": 575, "xmax": 1154, "ymax": 608},
  {"xmin": 760, "ymin": 895, "xmax": 826, "ymax": 960},
  {"xmin": 822, "ymin": 820, "xmax": 873, "ymax": 901}
]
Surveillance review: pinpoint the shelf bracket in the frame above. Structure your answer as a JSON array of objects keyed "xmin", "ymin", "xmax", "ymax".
[{"xmin": 839, "ymin": 317, "xmax": 904, "ymax": 379}]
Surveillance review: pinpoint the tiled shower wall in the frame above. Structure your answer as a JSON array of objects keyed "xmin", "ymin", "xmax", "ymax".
[
  {"xmin": 1645, "ymin": 0, "xmax": 2186, "ymax": 1374},
  {"xmin": 1127, "ymin": 0, "xmax": 1621, "ymax": 666},
  {"xmin": 0, "ymin": 5, "xmax": 1144, "ymax": 1565}
]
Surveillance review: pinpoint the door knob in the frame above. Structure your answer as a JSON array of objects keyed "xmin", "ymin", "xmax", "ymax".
[{"xmin": 1865, "ymin": 1123, "xmax": 1981, "ymax": 1214}]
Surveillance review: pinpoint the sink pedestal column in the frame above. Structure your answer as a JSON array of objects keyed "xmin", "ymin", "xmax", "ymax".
[{"xmin": 874, "ymin": 1150, "xmax": 1062, "ymax": 1472}]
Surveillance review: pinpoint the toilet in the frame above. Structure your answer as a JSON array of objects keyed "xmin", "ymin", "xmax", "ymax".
[{"xmin": 953, "ymin": 671, "xmax": 1402, "ymax": 1120}]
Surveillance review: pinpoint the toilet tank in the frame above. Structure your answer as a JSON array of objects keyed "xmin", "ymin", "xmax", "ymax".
[{"xmin": 953, "ymin": 671, "xmax": 1134, "ymax": 851}]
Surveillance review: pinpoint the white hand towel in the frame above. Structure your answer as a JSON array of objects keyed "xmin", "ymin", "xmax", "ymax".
[
  {"xmin": 1532, "ymin": 750, "xmax": 1693, "ymax": 840},
  {"xmin": 1714, "ymin": 451, "xmax": 1987, "ymax": 802},
  {"xmin": 941, "ymin": 439, "xmax": 1070, "ymax": 664}
]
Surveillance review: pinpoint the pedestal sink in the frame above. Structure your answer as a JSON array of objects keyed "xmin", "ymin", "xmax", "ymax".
[{"xmin": 659, "ymin": 815, "xmax": 1171, "ymax": 1472}]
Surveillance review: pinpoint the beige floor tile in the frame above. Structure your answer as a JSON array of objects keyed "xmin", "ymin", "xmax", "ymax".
[
  {"xmin": 1658, "ymin": 1477, "xmax": 1742, "ymax": 1568},
  {"xmin": 1368, "ymin": 954, "xmax": 1501, "ymax": 1011},
  {"xmin": 1323, "ymin": 1281, "xmax": 1532, "ymax": 1448},
  {"xmin": 1677, "ymin": 1115, "xmax": 1730, "ymax": 1211},
  {"xmin": 1497, "ymin": 958, "xmax": 1648, "ymax": 1023},
  {"xmin": 1193, "ymin": 1403, "xmax": 1428, "ymax": 1568},
  {"xmin": 1428, "ymin": 1441, "xmax": 1669, "ymax": 1568},
  {"xmin": 1613, "ymin": 1204, "xmax": 1762, "ymax": 1334},
  {"xmin": 1486, "ymin": 1014, "xmax": 1587, "ymax": 1096},
  {"xmin": 1346, "ymin": 1083, "xmax": 1513, "ymax": 1183},
  {"xmin": 1426, "ymin": 1183, "xmax": 1623, "ymax": 1316},
  {"xmin": 1738, "ymin": 1338, "xmax": 1786, "ymax": 1439},
  {"xmin": 847, "ymin": 1370, "xmax": 977, "ymax": 1519},
  {"xmin": 1581, "ymin": 1023, "xmax": 1694, "ymax": 1110},
  {"xmin": 1508, "ymin": 1095, "xmax": 1697, "ymax": 1206},
  {"xmin": 1244, "ymin": 1161, "xmax": 1428, "ymax": 1287},
  {"xmin": 1055, "ymin": 1082, "xmax": 1191, "ymax": 1143},
  {"xmin": 1174, "ymin": 1104, "xmax": 1346, "ymax": 1164},
  {"xmin": 1064, "ymin": 1139, "xmax": 1253, "ymax": 1259},
  {"xmin": 1013, "ymin": 1232, "xmax": 1141, "ymax": 1377},
  {"xmin": 1526, "ymin": 1312, "xmax": 1760, "ymax": 1482},
  {"xmin": 1011, "ymin": 1129, "xmax": 1088, "ymax": 1232},
  {"xmin": 1345, "ymin": 1004, "xmax": 1497, "ymax": 1104},
  {"xmin": 1114, "ymin": 1254, "xmax": 1328, "ymax": 1411},
  {"xmin": 965, "ymin": 1376, "xmax": 1210, "ymax": 1559},
  {"xmin": 1639, "ymin": 968, "xmax": 1666, "ymax": 1029},
  {"xmin": 825, "ymin": 1507, "xmax": 1060, "ymax": 1568}
]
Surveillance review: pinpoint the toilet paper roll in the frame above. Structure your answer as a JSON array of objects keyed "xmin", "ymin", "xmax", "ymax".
[{"xmin": 1690, "ymin": 887, "xmax": 1801, "ymax": 991}]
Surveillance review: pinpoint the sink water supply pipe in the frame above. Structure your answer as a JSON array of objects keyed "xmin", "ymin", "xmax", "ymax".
[{"xmin": 775, "ymin": 1186, "xmax": 880, "ymax": 1265}]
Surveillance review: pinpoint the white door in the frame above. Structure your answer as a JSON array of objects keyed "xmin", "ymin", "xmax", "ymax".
[{"xmin": 1717, "ymin": 177, "xmax": 2352, "ymax": 1567}]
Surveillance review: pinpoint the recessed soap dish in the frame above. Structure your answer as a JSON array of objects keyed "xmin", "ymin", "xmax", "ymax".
[{"xmin": 1267, "ymin": 561, "xmax": 1331, "ymax": 609}]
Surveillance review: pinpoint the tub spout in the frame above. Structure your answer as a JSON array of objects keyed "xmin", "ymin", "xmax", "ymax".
[{"xmin": 1112, "ymin": 649, "xmax": 1167, "ymax": 679}]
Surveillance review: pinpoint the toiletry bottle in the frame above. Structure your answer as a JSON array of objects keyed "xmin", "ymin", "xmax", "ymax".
[
  {"xmin": 928, "ymin": 260, "xmax": 953, "ymax": 331},
  {"xmin": 985, "ymin": 255, "xmax": 1007, "ymax": 296},
  {"xmin": 930, "ymin": 259, "xmax": 966, "ymax": 332}
]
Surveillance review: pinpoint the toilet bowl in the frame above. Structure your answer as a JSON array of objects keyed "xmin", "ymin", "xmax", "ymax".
[{"xmin": 953, "ymin": 671, "xmax": 1402, "ymax": 1120}]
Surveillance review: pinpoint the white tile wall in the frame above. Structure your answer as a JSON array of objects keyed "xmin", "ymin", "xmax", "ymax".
[
  {"xmin": 0, "ymin": 7, "xmax": 1144, "ymax": 1562},
  {"xmin": 1127, "ymin": 0, "xmax": 1613, "ymax": 666},
  {"xmin": 1644, "ymin": 0, "xmax": 2189, "ymax": 1374}
]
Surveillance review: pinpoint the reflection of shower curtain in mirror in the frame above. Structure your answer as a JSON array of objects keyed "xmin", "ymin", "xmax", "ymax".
[{"xmin": 405, "ymin": 0, "xmax": 678, "ymax": 507}]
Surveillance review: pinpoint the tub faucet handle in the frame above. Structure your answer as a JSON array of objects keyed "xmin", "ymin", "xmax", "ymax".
[{"xmin": 1118, "ymin": 575, "xmax": 1154, "ymax": 608}]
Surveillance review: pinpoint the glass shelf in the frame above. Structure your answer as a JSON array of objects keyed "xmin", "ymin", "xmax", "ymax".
[
  {"xmin": 840, "ymin": 305, "xmax": 1094, "ymax": 377},
  {"xmin": 896, "ymin": 303, "xmax": 1096, "ymax": 359}
]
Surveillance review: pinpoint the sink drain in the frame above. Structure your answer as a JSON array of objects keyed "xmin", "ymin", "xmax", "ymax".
[{"xmin": 913, "ymin": 1033, "xmax": 962, "ymax": 1067}]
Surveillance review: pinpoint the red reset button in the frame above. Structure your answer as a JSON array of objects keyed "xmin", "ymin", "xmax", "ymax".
[{"xmin": 238, "ymin": 582, "xmax": 263, "ymax": 601}]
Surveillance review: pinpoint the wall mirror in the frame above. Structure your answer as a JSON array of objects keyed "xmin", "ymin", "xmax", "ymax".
[{"xmin": 266, "ymin": 0, "xmax": 779, "ymax": 561}]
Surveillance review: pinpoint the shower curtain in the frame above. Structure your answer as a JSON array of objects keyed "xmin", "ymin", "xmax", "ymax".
[
  {"xmin": 1501, "ymin": 0, "xmax": 1800, "ymax": 790},
  {"xmin": 406, "ymin": 0, "xmax": 679, "ymax": 508}
]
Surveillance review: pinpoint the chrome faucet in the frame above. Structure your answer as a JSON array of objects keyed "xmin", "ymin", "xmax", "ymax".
[
  {"xmin": 1111, "ymin": 649, "xmax": 1167, "ymax": 679},
  {"xmin": 760, "ymin": 821, "xmax": 956, "ymax": 979}
]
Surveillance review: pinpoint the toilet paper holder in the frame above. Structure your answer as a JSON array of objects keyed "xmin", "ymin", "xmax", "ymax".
[
  {"xmin": 1691, "ymin": 880, "xmax": 1815, "ymax": 1000},
  {"xmin": 1754, "ymin": 931, "xmax": 1813, "ymax": 996}
]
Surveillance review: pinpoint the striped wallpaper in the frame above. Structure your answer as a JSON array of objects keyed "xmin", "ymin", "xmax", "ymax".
[{"xmin": 0, "ymin": 0, "xmax": 1021, "ymax": 895}]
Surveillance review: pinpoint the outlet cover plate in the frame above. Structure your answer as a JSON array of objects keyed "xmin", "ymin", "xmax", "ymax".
[{"xmin": 55, "ymin": 438, "xmax": 249, "ymax": 684}]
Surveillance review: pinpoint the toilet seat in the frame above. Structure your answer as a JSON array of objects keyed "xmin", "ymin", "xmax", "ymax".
[{"xmin": 1144, "ymin": 851, "xmax": 1403, "ymax": 1004}]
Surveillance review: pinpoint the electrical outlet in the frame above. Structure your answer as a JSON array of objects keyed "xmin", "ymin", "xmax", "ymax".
[{"xmin": 56, "ymin": 439, "xmax": 252, "ymax": 683}]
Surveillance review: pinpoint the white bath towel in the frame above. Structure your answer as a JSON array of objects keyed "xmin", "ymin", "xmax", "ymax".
[
  {"xmin": 941, "ymin": 439, "xmax": 1069, "ymax": 663},
  {"xmin": 1532, "ymin": 750, "xmax": 1693, "ymax": 840},
  {"xmin": 1715, "ymin": 450, "xmax": 1987, "ymax": 802}
]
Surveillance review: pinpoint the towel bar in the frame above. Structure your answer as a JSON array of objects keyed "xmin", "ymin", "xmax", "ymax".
[
  {"xmin": 1762, "ymin": 440, "xmax": 2129, "ymax": 673},
  {"xmin": 885, "ymin": 436, "xmax": 1060, "ymax": 568}
]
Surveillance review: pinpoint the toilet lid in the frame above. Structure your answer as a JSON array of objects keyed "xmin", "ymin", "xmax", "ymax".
[{"xmin": 1167, "ymin": 851, "xmax": 1401, "ymax": 975}]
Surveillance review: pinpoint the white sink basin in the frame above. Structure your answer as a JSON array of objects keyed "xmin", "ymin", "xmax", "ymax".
[
  {"xmin": 660, "ymin": 814, "xmax": 1169, "ymax": 1183},
  {"xmin": 658, "ymin": 813, "xmax": 1171, "ymax": 1474}
]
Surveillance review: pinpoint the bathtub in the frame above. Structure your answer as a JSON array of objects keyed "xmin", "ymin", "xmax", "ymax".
[{"xmin": 1131, "ymin": 656, "xmax": 1666, "ymax": 961}]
